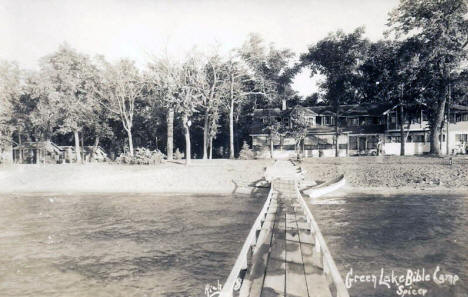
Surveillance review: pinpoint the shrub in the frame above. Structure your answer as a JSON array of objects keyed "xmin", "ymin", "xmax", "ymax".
[
  {"xmin": 116, "ymin": 148, "xmax": 166, "ymax": 165},
  {"xmin": 174, "ymin": 148, "xmax": 184, "ymax": 160},
  {"xmin": 238, "ymin": 141, "xmax": 255, "ymax": 160}
]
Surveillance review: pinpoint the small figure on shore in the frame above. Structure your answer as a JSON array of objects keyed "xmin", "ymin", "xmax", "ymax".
[{"xmin": 377, "ymin": 136, "xmax": 383, "ymax": 156}]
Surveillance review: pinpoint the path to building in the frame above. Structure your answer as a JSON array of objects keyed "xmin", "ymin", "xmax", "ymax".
[{"xmin": 220, "ymin": 160, "xmax": 349, "ymax": 297}]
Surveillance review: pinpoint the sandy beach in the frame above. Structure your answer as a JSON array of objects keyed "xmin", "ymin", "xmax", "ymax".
[
  {"xmin": 0, "ymin": 160, "xmax": 273, "ymax": 194},
  {"xmin": 300, "ymin": 155, "xmax": 468, "ymax": 192},
  {"xmin": 0, "ymin": 156, "xmax": 466, "ymax": 194}
]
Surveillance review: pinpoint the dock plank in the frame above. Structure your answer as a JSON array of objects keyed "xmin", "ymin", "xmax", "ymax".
[
  {"xmin": 298, "ymin": 228, "xmax": 315, "ymax": 245},
  {"xmin": 262, "ymin": 235, "xmax": 286, "ymax": 296},
  {"xmin": 231, "ymin": 167, "xmax": 340, "ymax": 297},
  {"xmin": 285, "ymin": 262, "xmax": 308, "ymax": 297},
  {"xmin": 247, "ymin": 213, "xmax": 277, "ymax": 297}
]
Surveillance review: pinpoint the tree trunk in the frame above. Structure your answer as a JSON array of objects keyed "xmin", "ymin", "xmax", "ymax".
[
  {"xmin": 270, "ymin": 132, "xmax": 274, "ymax": 159},
  {"xmin": 335, "ymin": 115, "xmax": 339, "ymax": 157},
  {"xmin": 74, "ymin": 130, "xmax": 81, "ymax": 163},
  {"xmin": 126, "ymin": 129, "xmax": 134, "ymax": 156},
  {"xmin": 203, "ymin": 113, "xmax": 209, "ymax": 159},
  {"xmin": 90, "ymin": 136, "xmax": 100, "ymax": 163},
  {"xmin": 446, "ymin": 79, "xmax": 451, "ymax": 155},
  {"xmin": 235, "ymin": 118, "xmax": 240, "ymax": 158},
  {"xmin": 18, "ymin": 129, "xmax": 23, "ymax": 163},
  {"xmin": 183, "ymin": 114, "xmax": 191, "ymax": 166},
  {"xmin": 430, "ymin": 98, "xmax": 447, "ymax": 155},
  {"xmin": 399, "ymin": 103, "xmax": 406, "ymax": 156},
  {"xmin": 229, "ymin": 99, "xmax": 235, "ymax": 159},
  {"xmin": 35, "ymin": 141, "xmax": 40, "ymax": 164},
  {"xmin": 209, "ymin": 136, "xmax": 213, "ymax": 159},
  {"xmin": 302, "ymin": 140, "xmax": 305, "ymax": 158},
  {"xmin": 166, "ymin": 108, "xmax": 174, "ymax": 160},
  {"xmin": 81, "ymin": 132, "xmax": 85, "ymax": 163}
]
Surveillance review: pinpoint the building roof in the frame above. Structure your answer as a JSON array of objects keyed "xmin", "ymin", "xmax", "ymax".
[
  {"xmin": 287, "ymin": 105, "xmax": 318, "ymax": 117},
  {"xmin": 345, "ymin": 103, "xmax": 394, "ymax": 116},
  {"xmin": 253, "ymin": 103, "xmax": 396, "ymax": 119},
  {"xmin": 451, "ymin": 104, "xmax": 468, "ymax": 112},
  {"xmin": 253, "ymin": 108, "xmax": 284, "ymax": 118},
  {"xmin": 344, "ymin": 124, "xmax": 386, "ymax": 134},
  {"xmin": 13, "ymin": 141, "xmax": 62, "ymax": 153}
]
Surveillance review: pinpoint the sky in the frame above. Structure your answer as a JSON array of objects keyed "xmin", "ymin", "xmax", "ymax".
[{"xmin": 0, "ymin": 0, "xmax": 399, "ymax": 97}]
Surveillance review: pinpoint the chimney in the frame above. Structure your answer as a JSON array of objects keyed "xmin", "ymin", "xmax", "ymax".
[{"xmin": 282, "ymin": 99, "xmax": 287, "ymax": 111}]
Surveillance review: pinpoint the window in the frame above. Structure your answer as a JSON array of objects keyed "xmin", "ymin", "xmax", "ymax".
[
  {"xmin": 455, "ymin": 134, "xmax": 468, "ymax": 142},
  {"xmin": 307, "ymin": 117, "xmax": 315, "ymax": 126},
  {"xmin": 386, "ymin": 135, "xmax": 401, "ymax": 143},
  {"xmin": 349, "ymin": 136, "xmax": 358, "ymax": 150},
  {"xmin": 321, "ymin": 116, "xmax": 335, "ymax": 125},
  {"xmin": 367, "ymin": 136, "xmax": 378, "ymax": 149},
  {"xmin": 349, "ymin": 118, "xmax": 359, "ymax": 126},
  {"xmin": 455, "ymin": 114, "xmax": 468, "ymax": 122},
  {"xmin": 413, "ymin": 135, "xmax": 425, "ymax": 143}
]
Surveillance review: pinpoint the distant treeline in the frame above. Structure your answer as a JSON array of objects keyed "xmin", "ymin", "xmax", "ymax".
[{"xmin": 0, "ymin": 0, "xmax": 466, "ymax": 163}]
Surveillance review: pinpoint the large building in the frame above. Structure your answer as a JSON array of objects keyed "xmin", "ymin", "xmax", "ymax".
[{"xmin": 249, "ymin": 102, "xmax": 468, "ymax": 158}]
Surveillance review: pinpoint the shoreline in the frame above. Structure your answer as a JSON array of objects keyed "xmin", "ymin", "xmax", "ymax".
[
  {"xmin": 0, "ymin": 157, "xmax": 466, "ymax": 196},
  {"xmin": 324, "ymin": 185, "xmax": 468, "ymax": 197},
  {"xmin": 0, "ymin": 160, "xmax": 273, "ymax": 195}
]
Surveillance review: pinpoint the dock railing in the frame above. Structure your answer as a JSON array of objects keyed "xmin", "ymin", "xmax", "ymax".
[
  {"xmin": 295, "ymin": 181, "xmax": 350, "ymax": 297},
  {"xmin": 219, "ymin": 187, "xmax": 274, "ymax": 297}
]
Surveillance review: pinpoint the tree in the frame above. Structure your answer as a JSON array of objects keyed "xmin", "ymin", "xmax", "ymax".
[
  {"xmin": 360, "ymin": 40, "xmax": 423, "ymax": 155},
  {"xmin": 0, "ymin": 61, "xmax": 21, "ymax": 163},
  {"xmin": 0, "ymin": 61, "xmax": 19, "ymax": 131},
  {"xmin": 221, "ymin": 54, "xmax": 265, "ymax": 159},
  {"xmin": 146, "ymin": 57, "xmax": 182, "ymax": 161},
  {"xmin": 39, "ymin": 44, "xmax": 96, "ymax": 162},
  {"xmin": 239, "ymin": 34, "xmax": 295, "ymax": 158},
  {"xmin": 300, "ymin": 28, "xmax": 370, "ymax": 157},
  {"xmin": 23, "ymin": 72, "xmax": 61, "ymax": 144},
  {"xmin": 95, "ymin": 58, "xmax": 144, "ymax": 156},
  {"xmin": 387, "ymin": 0, "xmax": 468, "ymax": 155},
  {"xmin": 196, "ymin": 53, "xmax": 224, "ymax": 159},
  {"xmin": 178, "ymin": 56, "xmax": 203, "ymax": 165},
  {"xmin": 286, "ymin": 107, "xmax": 310, "ymax": 156},
  {"xmin": 147, "ymin": 55, "xmax": 202, "ymax": 165}
]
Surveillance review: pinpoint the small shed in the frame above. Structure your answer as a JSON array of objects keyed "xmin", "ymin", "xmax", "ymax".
[{"xmin": 13, "ymin": 141, "xmax": 63, "ymax": 164}]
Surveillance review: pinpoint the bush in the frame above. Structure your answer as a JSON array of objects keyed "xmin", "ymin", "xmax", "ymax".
[
  {"xmin": 116, "ymin": 148, "xmax": 166, "ymax": 165},
  {"xmin": 173, "ymin": 148, "xmax": 184, "ymax": 160},
  {"xmin": 238, "ymin": 141, "xmax": 255, "ymax": 160}
]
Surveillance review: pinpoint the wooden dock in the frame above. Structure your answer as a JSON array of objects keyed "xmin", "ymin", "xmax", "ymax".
[{"xmin": 220, "ymin": 161, "xmax": 349, "ymax": 297}]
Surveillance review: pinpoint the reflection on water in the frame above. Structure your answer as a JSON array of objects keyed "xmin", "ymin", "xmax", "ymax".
[
  {"xmin": 0, "ymin": 191, "xmax": 266, "ymax": 297},
  {"xmin": 308, "ymin": 192, "xmax": 467, "ymax": 297}
]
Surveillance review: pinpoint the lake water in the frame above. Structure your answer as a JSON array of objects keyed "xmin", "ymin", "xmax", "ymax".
[
  {"xmin": 308, "ymin": 192, "xmax": 467, "ymax": 297},
  {"xmin": 1, "ymin": 190, "xmax": 466, "ymax": 297},
  {"xmin": 0, "ymin": 191, "xmax": 267, "ymax": 297}
]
